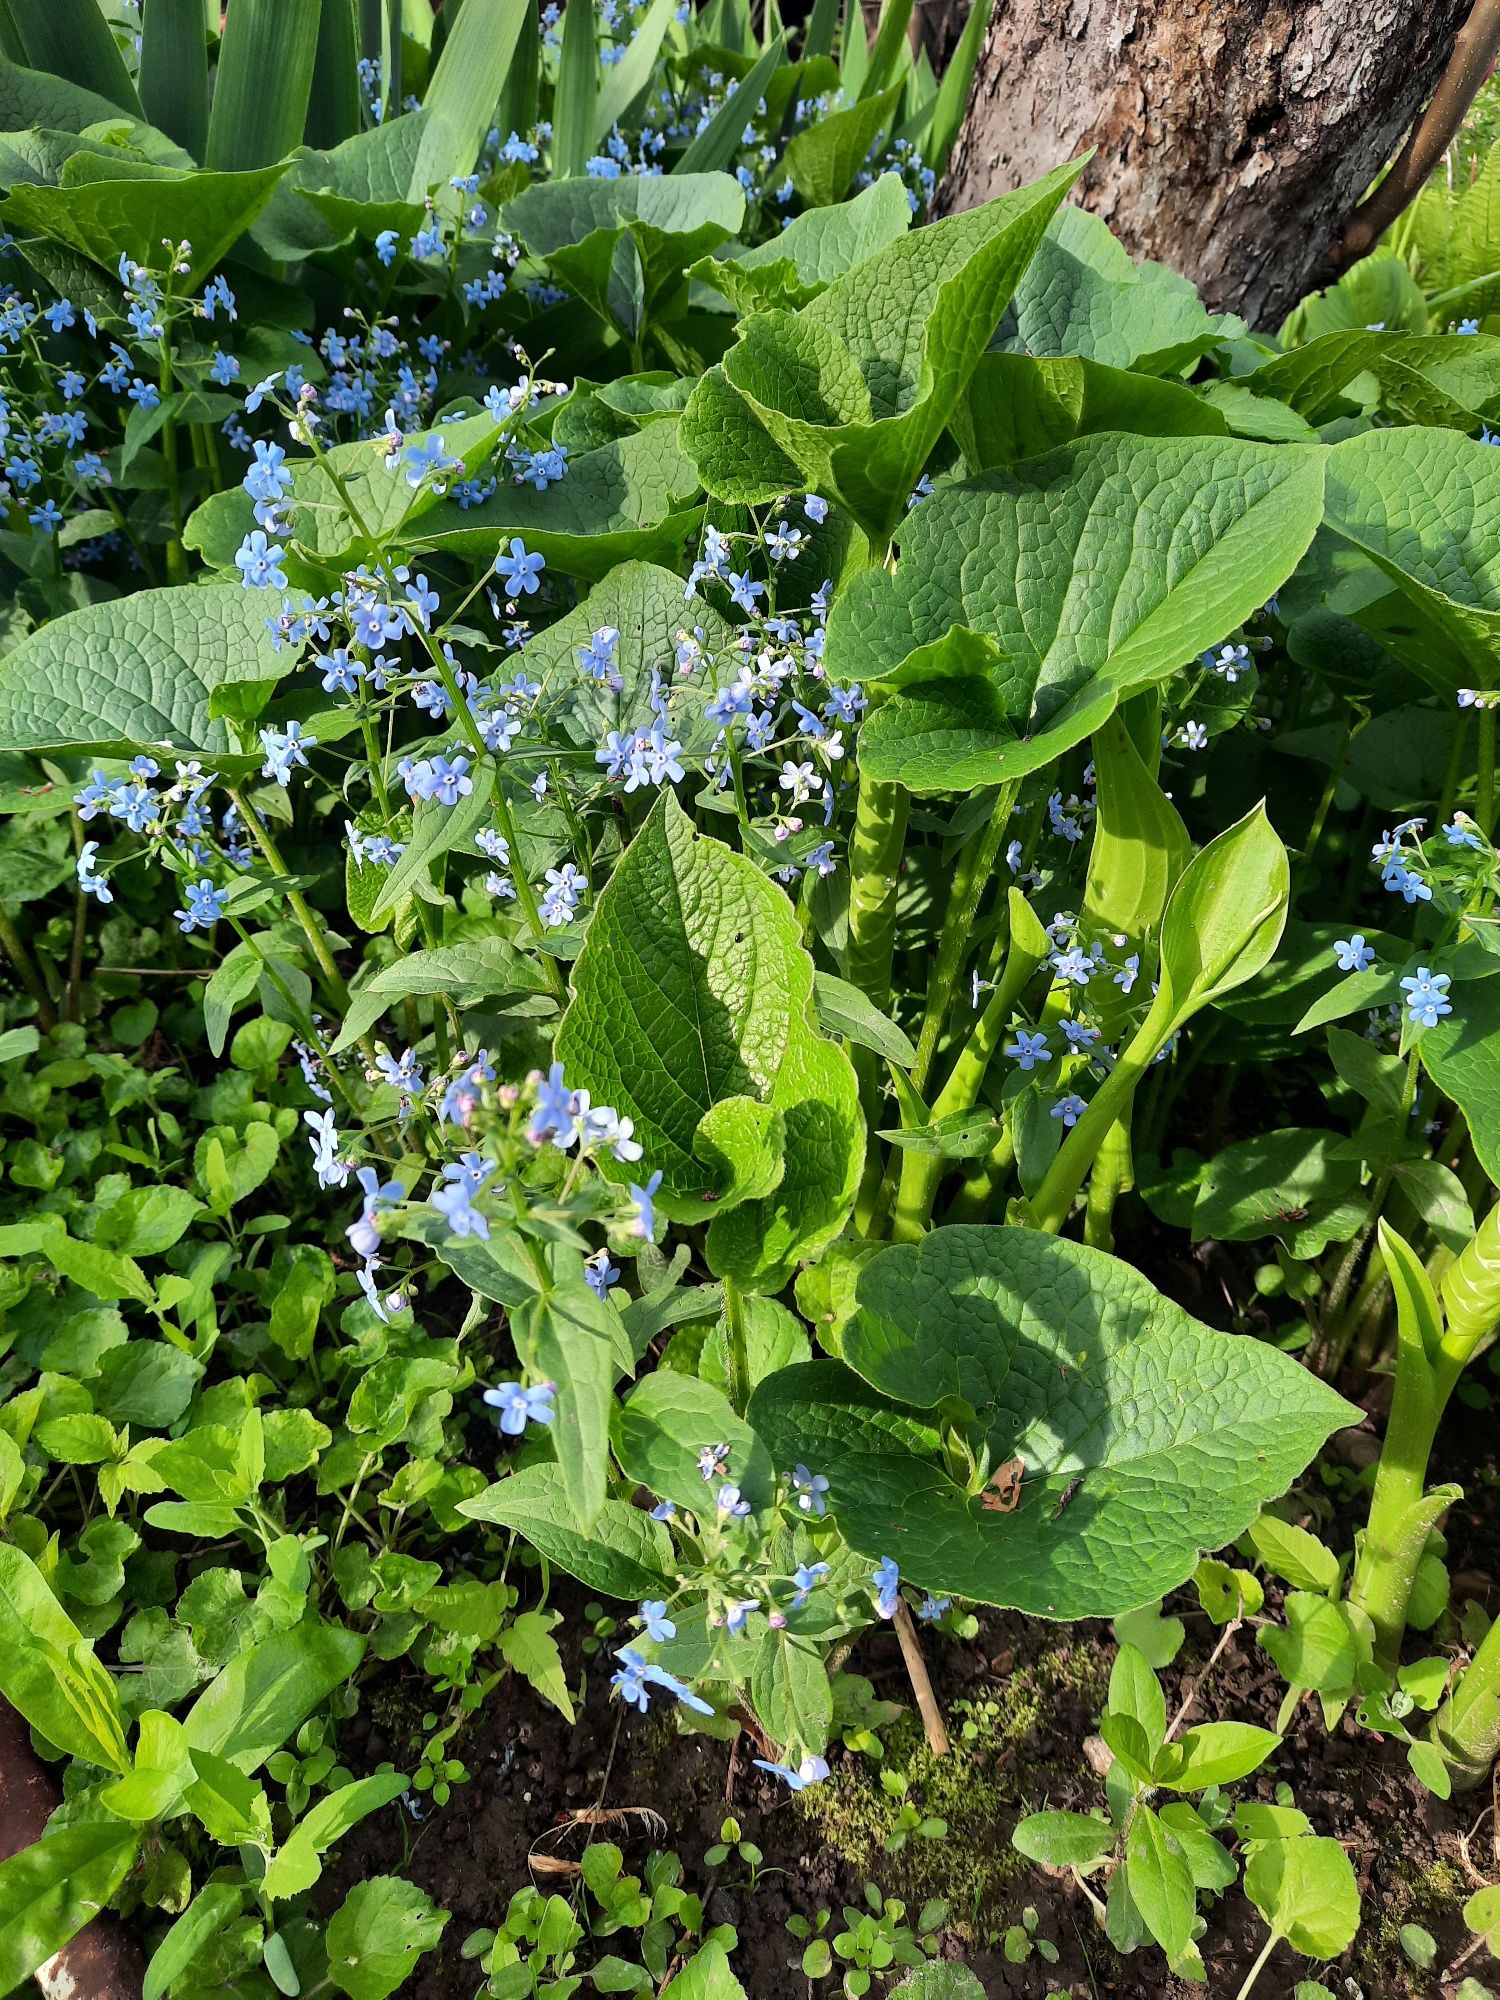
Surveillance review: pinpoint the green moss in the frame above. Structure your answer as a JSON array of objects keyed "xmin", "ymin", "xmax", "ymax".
[
  {"xmin": 1356, "ymin": 1854, "xmax": 1468, "ymax": 1996},
  {"xmin": 793, "ymin": 1639, "xmax": 1108, "ymax": 1929}
]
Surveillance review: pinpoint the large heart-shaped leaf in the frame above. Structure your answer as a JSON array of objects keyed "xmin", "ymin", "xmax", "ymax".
[
  {"xmin": 954, "ymin": 351, "xmax": 1227, "ymax": 470},
  {"xmin": 998, "ymin": 206, "xmax": 1236, "ymax": 375},
  {"xmin": 693, "ymin": 172, "xmax": 912, "ymax": 316},
  {"xmin": 505, "ymin": 560, "xmax": 738, "ymax": 755},
  {"xmin": 748, "ymin": 1227, "xmax": 1356, "ymax": 1616},
  {"xmin": 681, "ymin": 160, "xmax": 1083, "ymax": 543},
  {"xmin": 4, "ymin": 161, "xmax": 287, "ymax": 284},
  {"xmin": 831, "ymin": 433, "xmax": 1324, "ymax": 792},
  {"xmin": 555, "ymin": 793, "xmax": 862, "ymax": 1288},
  {"xmin": 1324, "ymin": 426, "xmax": 1500, "ymax": 691},
  {"xmin": 0, "ymin": 584, "xmax": 289, "ymax": 760},
  {"xmin": 1419, "ymin": 972, "xmax": 1500, "ymax": 1185}
]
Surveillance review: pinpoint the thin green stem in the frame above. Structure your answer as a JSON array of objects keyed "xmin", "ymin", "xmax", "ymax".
[
  {"xmin": 0, "ymin": 894, "xmax": 56, "ymax": 1029},
  {"xmin": 229, "ymin": 788, "xmax": 352, "ymax": 1012},
  {"xmin": 1234, "ymin": 1931, "xmax": 1279, "ymax": 2000}
]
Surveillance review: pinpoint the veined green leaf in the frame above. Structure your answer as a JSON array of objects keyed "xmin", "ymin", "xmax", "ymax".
[
  {"xmin": 0, "ymin": 1822, "xmax": 140, "ymax": 1997},
  {"xmin": 0, "ymin": 1542, "xmax": 131, "ymax": 1770},
  {"xmin": 3, "ymin": 163, "xmax": 289, "ymax": 285},
  {"xmin": 748, "ymin": 1228, "xmax": 1357, "ymax": 1616},
  {"xmin": 459, "ymin": 1463, "xmax": 676, "ymax": 1598}
]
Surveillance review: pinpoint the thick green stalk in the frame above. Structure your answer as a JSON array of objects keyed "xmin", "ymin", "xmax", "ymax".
[
  {"xmin": 1028, "ymin": 1022, "xmax": 1161, "ymax": 1236},
  {"xmin": 846, "ymin": 769, "xmax": 908, "ymax": 1231},
  {"xmin": 1430, "ymin": 1609, "xmax": 1500, "ymax": 1790},
  {"xmin": 909, "ymin": 782, "xmax": 1017, "ymax": 1095},
  {"xmin": 1082, "ymin": 1121, "xmax": 1132, "ymax": 1251},
  {"xmin": 889, "ymin": 913, "xmax": 1046, "ymax": 1242},
  {"xmin": 723, "ymin": 1276, "xmax": 750, "ymax": 1416},
  {"xmin": 1479, "ymin": 703, "xmax": 1497, "ymax": 840}
]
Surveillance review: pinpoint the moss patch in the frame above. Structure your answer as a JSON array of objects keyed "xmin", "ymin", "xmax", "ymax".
[{"xmin": 793, "ymin": 1640, "xmax": 1108, "ymax": 1930}]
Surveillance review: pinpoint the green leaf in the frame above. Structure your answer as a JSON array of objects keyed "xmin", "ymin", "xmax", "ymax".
[
  {"xmin": 1109, "ymin": 1642, "xmax": 1166, "ymax": 1757},
  {"xmin": 890, "ymin": 1970, "xmax": 987, "ymax": 2000},
  {"xmin": 556, "ymin": 793, "xmax": 862, "ymax": 1289},
  {"xmin": 143, "ymin": 1884, "xmax": 246, "ymax": 2000},
  {"xmin": 261, "ymin": 1773, "xmax": 409, "ymax": 1901},
  {"xmin": 836, "ymin": 436, "xmax": 1324, "ymax": 792},
  {"xmin": 782, "ymin": 86, "xmax": 900, "ymax": 208},
  {"xmin": 751, "ymin": 1626, "xmax": 833, "ymax": 1754},
  {"xmin": 1001, "ymin": 206, "xmax": 1235, "ymax": 374},
  {"xmin": 813, "ymin": 971, "xmax": 917, "ymax": 1067},
  {"xmin": 1258, "ymin": 1592, "xmax": 1368, "ymax": 1704},
  {"xmin": 406, "ymin": 422, "xmax": 705, "ymax": 582},
  {"xmin": 1154, "ymin": 1721, "xmax": 1281, "ymax": 1791},
  {"xmin": 0, "ymin": 1820, "xmax": 140, "ymax": 1996},
  {"xmin": 138, "ymin": 0, "xmax": 209, "ymax": 160},
  {"xmin": 184, "ymin": 1620, "xmax": 365, "ymax": 1773},
  {"xmin": 4, "ymin": 164, "xmax": 287, "ymax": 285},
  {"xmin": 331, "ymin": 935, "xmax": 553, "ymax": 1053},
  {"xmin": 748, "ymin": 1227, "xmax": 1357, "ymax": 1616},
  {"xmin": 458, "ymin": 1463, "xmax": 675, "ymax": 1599},
  {"xmin": 551, "ymin": 0, "xmax": 596, "ymax": 178},
  {"xmin": 0, "ymin": 1542, "xmax": 130, "ymax": 1770},
  {"xmin": 1418, "ymin": 973, "xmax": 1500, "ymax": 1187},
  {"xmin": 410, "ymin": 0, "xmax": 531, "ymax": 198},
  {"xmin": 675, "ymin": 36, "xmax": 789, "ymax": 177},
  {"xmin": 1247, "ymin": 1516, "xmax": 1341, "ymax": 1595},
  {"xmin": 684, "ymin": 161, "xmax": 1083, "ymax": 544},
  {"xmin": 593, "ymin": 0, "xmax": 676, "ymax": 142},
  {"xmin": 616, "ymin": 1370, "xmax": 773, "ymax": 1512},
  {"xmin": 1125, "ymin": 1807, "xmax": 1198, "ymax": 1973},
  {"xmin": 499, "ymin": 1608, "xmax": 575, "ymax": 1721},
  {"xmin": 1011, "ymin": 1810, "xmax": 1116, "ymax": 1869},
  {"xmin": 1244, "ymin": 1835, "xmax": 1361, "ymax": 1958},
  {"xmin": 662, "ymin": 1942, "xmax": 749, "ymax": 2000},
  {"xmin": 0, "ymin": 584, "xmax": 289, "ymax": 760},
  {"xmin": 498, "ymin": 560, "xmax": 737, "ymax": 761},
  {"xmin": 693, "ymin": 172, "xmax": 912, "ymax": 314},
  {"xmin": 327, "ymin": 1877, "xmax": 448, "ymax": 2000},
  {"xmin": 368, "ymin": 762, "xmax": 496, "ymax": 922},
  {"xmin": 955, "ymin": 351, "xmax": 1227, "ymax": 470},
  {"xmin": 7, "ymin": 0, "xmax": 141, "ymax": 114},
  {"xmin": 205, "ymin": 0, "xmax": 320, "ymax": 172},
  {"xmin": 1187, "ymin": 1129, "xmax": 1361, "ymax": 1250},
  {"xmin": 522, "ymin": 1278, "xmax": 620, "ymax": 1532},
  {"xmin": 1324, "ymin": 426, "xmax": 1500, "ymax": 692}
]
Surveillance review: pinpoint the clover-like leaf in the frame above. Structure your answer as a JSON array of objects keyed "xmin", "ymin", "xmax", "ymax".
[
  {"xmin": 555, "ymin": 793, "xmax": 862, "ymax": 1287},
  {"xmin": 683, "ymin": 160, "xmax": 1083, "ymax": 543},
  {"xmin": 0, "ymin": 584, "xmax": 289, "ymax": 760},
  {"xmin": 831, "ymin": 433, "xmax": 1324, "ymax": 792},
  {"xmin": 1324, "ymin": 425, "xmax": 1500, "ymax": 691},
  {"xmin": 748, "ymin": 1227, "xmax": 1357, "ymax": 1617}
]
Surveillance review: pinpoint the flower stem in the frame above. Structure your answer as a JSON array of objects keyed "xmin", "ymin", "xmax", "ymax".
[{"xmin": 910, "ymin": 782, "xmax": 1017, "ymax": 1096}]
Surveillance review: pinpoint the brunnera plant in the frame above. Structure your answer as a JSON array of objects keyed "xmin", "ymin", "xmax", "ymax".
[{"xmin": 0, "ymin": 0, "xmax": 1497, "ymax": 1993}]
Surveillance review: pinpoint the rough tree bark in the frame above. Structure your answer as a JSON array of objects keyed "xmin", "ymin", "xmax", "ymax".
[{"xmin": 941, "ymin": 0, "xmax": 1474, "ymax": 330}]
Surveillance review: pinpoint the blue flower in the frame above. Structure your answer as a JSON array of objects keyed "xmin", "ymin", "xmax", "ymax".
[
  {"xmin": 716, "ymin": 1483, "xmax": 751, "ymax": 1518},
  {"xmin": 753, "ymin": 1755, "xmax": 829, "ymax": 1791},
  {"xmin": 483, "ymin": 1380, "xmax": 556, "ymax": 1434},
  {"xmin": 638, "ymin": 1601, "xmax": 676, "ymax": 1642},
  {"xmin": 791, "ymin": 1465, "xmax": 829, "ymax": 1517},
  {"xmin": 174, "ymin": 878, "xmax": 227, "ymax": 934},
  {"xmin": 431, "ymin": 1175, "xmax": 490, "ymax": 1239},
  {"xmin": 76, "ymin": 840, "xmax": 111, "ymax": 904},
  {"xmin": 1444, "ymin": 816, "xmax": 1484, "ymax": 850},
  {"xmin": 236, "ymin": 529, "xmax": 288, "ymax": 590},
  {"xmin": 917, "ymin": 1595, "xmax": 951, "ymax": 1623},
  {"xmin": 1005, "ymin": 1028, "xmax": 1050, "ymax": 1071},
  {"xmin": 871, "ymin": 1557, "xmax": 900, "ymax": 1619},
  {"xmin": 1050, "ymin": 1093, "xmax": 1087, "ymax": 1127},
  {"xmin": 611, "ymin": 1644, "xmax": 713, "ymax": 1715},
  {"xmin": 1400, "ymin": 966, "xmax": 1453, "ymax": 1030},
  {"xmin": 790, "ymin": 1562, "xmax": 830, "ymax": 1609},
  {"xmin": 630, "ymin": 1169, "xmax": 663, "ymax": 1242},
  {"xmin": 494, "ymin": 537, "xmax": 546, "ymax": 594},
  {"xmin": 1333, "ymin": 934, "xmax": 1375, "ymax": 972},
  {"xmin": 803, "ymin": 493, "xmax": 828, "ymax": 524}
]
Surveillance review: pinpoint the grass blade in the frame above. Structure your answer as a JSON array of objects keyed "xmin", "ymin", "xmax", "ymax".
[
  {"xmin": 762, "ymin": 0, "xmax": 782, "ymax": 51},
  {"xmin": 205, "ymin": 0, "xmax": 321, "ymax": 171},
  {"xmin": 0, "ymin": 1, "xmax": 27, "ymax": 65},
  {"xmin": 800, "ymin": 0, "xmax": 839, "ymax": 61},
  {"xmin": 674, "ymin": 32, "xmax": 784, "ymax": 175},
  {"xmin": 495, "ymin": 0, "xmax": 538, "ymax": 144},
  {"xmin": 593, "ymin": 0, "xmax": 674, "ymax": 145},
  {"xmin": 306, "ymin": 0, "xmax": 363, "ymax": 147},
  {"xmin": 552, "ymin": 0, "xmax": 596, "ymax": 178},
  {"xmin": 838, "ymin": 0, "xmax": 867, "ymax": 98},
  {"xmin": 8, "ymin": 0, "xmax": 142, "ymax": 114},
  {"xmin": 860, "ymin": 0, "xmax": 914, "ymax": 100},
  {"xmin": 139, "ymin": 0, "xmax": 209, "ymax": 159},
  {"xmin": 926, "ymin": 0, "xmax": 993, "ymax": 174},
  {"xmin": 409, "ymin": 0, "xmax": 529, "ymax": 195}
]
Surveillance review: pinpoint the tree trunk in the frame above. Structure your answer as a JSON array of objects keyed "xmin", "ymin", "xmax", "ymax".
[{"xmin": 941, "ymin": 0, "xmax": 1473, "ymax": 331}]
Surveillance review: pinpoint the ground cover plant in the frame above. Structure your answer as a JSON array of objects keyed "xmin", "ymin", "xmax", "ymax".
[{"xmin": 0, "ymin": 1, "xmax": 1499, "ymax": 1994}]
